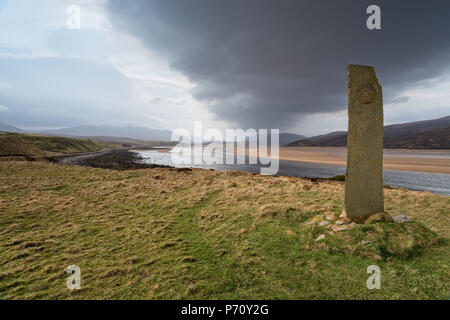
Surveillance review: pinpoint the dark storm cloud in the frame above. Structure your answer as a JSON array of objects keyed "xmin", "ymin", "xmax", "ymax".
[{"xmin": 107, "ymin": 0, "xmax": 450, "ymax": 129}]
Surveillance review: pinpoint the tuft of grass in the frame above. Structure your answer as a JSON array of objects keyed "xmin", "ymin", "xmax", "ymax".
[
  {"xmin": 305, "ymin": 220, "xmax": 442, "ymax": 261},
  {"xmin": 327, "ymin": 174, "xmax": 346, "ymax": 181},
  {"xmin": 0, "ymin": 161, "xmax": 448, "ymax": 299}
]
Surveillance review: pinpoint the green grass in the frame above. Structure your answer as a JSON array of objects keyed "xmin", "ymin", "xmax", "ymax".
[
  {"xmin": 0, "ymin": 132, "xmax": 117, "ymax": 157},
  {"xmin": 21, "ymin": 135, "xmax": 106, "ymax": 154},
  {"xmin": 0, "ymin": 161, "xmax": 448, "ymax": 299},
  {"xmin": 327, "ymin": 174, "xmax": 346, "ymax": 181},
  {"xmin": 0, "ymin": 134, "xmax": 47, "ymax": 156}
]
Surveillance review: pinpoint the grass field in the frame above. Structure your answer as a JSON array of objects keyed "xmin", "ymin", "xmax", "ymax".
[
  {"xmin": 0, "ymin": 160, "xmax": 448, "ymax": 299},
  {"xmin": 0, "ymin": 132, "xmax": 120, "ymax": 157},
  {"xmin": 20, "ymin": 134, "xmax": 108, "ymax": 155}
]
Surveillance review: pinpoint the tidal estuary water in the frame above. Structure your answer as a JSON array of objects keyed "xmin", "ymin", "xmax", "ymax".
[{"xmin": 134, "ymin": 147, "xmax": 450, "ymax": 196}]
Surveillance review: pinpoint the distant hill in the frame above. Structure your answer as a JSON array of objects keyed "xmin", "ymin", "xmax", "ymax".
[
  {"xmin": 0, "ymin": 134, "xmax": 48, "ymax": 156},
  {"xmin": 278, "ymin": 133, "xmax": 307, "ymax": 146},
  {"xmin": 288, "ymin": 116, "xmax": 450, "ymax": 149},
  {"xmin": 33, "ymin": 125, "xmax": 173, "ymax": 141},
  {"xmin": 83, "ymin": 136, "xmax": 178, "ymax": 148},
  {"xmin": 288, "ymin": 131, "xmax": 347, "ymax": 147},
  {"xmin": 384, "ymin": 116, "xmax": 450, "ymax": 138},
  {"xmin": 0, "ymin": 132, "xmax": 113, "ymax": 157},
  {"xmin": 384, "ymin": 126, "xmax": 450, "ymax": 149},
  {"xmin": 0, "ymin": 122, "xmax": 173, "ymax": 142},
  {"xmin": 0, "ymin": 122, "xmax": 24, "ymax": 133},
  {"xmin": 245, "ymin": 132, "xmax": 307, "ymax": 146}
]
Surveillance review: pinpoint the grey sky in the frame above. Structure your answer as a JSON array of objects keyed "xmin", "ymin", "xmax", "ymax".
[
  {"xmin": 107, "ymin": 0, "xmax": 450, "ymax": 130},
  {"xmin": 1, "ymin": 0, "xmax": 450, "ymax": 135}
]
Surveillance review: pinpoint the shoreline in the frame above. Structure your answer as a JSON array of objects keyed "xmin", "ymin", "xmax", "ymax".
[
  {"xmin": 54, "ymin": 146, "xmax": 450, "ymax": 195},
  {"xmin": 60, "ymin": 145, "xmax": 450, "ymax": 175},
  {"xmin": 58, "ymin": 148, "xmax": 173, "ymax": 170}
]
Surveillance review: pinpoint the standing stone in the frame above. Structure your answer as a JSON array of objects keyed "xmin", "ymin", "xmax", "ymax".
[{"xmin": 345, "ymin": 65, "xmax": 384, "ymax": 223}]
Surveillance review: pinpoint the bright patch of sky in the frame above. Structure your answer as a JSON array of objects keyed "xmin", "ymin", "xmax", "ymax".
[{"xmin": 0, "ymin": 0, "xmax": 224, "ymax": 132}]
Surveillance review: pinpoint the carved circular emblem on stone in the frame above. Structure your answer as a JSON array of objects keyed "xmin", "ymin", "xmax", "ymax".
[{"xmin": 356, "ymin": 84, "xmax": 376, "ymax": 104}]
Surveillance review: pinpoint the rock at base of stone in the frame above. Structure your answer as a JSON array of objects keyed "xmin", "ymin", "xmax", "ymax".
[
  {"xmin": 335, "ymin": 218, "xmax": 351, "ymax": 225},
  {"xmin": 364, "ymin": 212, "xmax": 394, "ymax": 224},
  {"xmin": 330, "ymin": 222, "xmax": 357, "ymax": 232},
  {"xmin": 392, "ymin": 214, "xmax": 411, "ymax": 224},
  {"xmin": 319, "ymin": 221, "xmax": 330, "ymax": 227}
]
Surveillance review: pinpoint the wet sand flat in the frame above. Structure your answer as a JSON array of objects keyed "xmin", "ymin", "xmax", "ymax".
[{"xmin": 244, "ymin": 147, "xmax": 450, "ymax": 174}]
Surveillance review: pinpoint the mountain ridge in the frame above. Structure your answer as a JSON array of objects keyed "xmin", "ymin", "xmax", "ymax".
[{"xmin": 288, "ymin": 116, "xmax": 450, "ymax": 149}]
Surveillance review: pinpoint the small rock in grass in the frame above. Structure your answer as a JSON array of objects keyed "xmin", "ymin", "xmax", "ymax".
[
  {"xmin": 332, "ymin": 222, "xmax": 356, "ymax": 232},
  {"xmin": 361, "ymin": 240, "xmax": 371, "ymax": 246},
  {"xmin": 392, "ymin": 214, "xmax": 411, "ymax": 224},
  {"xmin": 305, "ymin": 217, "xmax": 318, "ymax": 225},
  {"xmin": 319, "ymin": 221, "xmax": 330, "ymax": 227},
  {"xmin": 285, "ymin": 229, "xmax": 295, "ymax": 236},
  {"xmin": 333, "ymin": 225, "xmax": 349, "ymax": 232},
  {"xmin": 315, "ymin": 234, "xmax": 326, "ymax": 242},
  {"xmin": 364, "ymin": 212, "xmax": 394, "ymax": 224},
  {"xmin": 347, "ymin": 222, "xmax": 357, "ymax": 230}
]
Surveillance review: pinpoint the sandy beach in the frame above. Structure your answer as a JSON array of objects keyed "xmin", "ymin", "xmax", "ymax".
[{"xmin": 245, "ymin": 147, "xmax": 450, "ymax": 174}]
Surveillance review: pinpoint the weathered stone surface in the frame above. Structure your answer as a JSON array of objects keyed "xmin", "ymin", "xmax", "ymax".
[
  {"xmin": 364, "ymin": 212, "xmax": 393, "ymax": 224},
  {"xmin": 345, "ymin": 65, "xmax": 384, "ymax": 223},
  {"xmin": 392, "ymin": 214, "xmax": 411, "ymax": 224}
]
